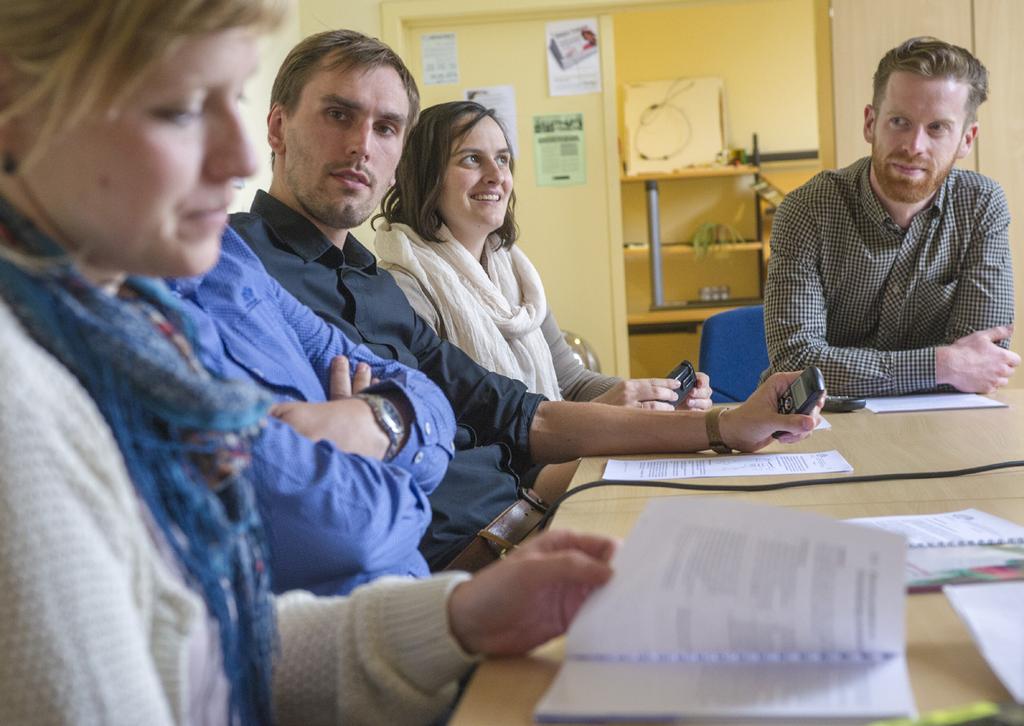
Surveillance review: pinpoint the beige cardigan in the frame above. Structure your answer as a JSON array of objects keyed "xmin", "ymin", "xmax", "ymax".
[{"xmin": 0, "ymin": 299, "xmax": 474, "ymax": 726}]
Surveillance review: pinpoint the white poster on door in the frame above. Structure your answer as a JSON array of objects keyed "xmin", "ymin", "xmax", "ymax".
[
  {"xmin": 465, "ymin": 85, "xmax": 519, "ymax": 158},
  {"xmin": 546, "ymin": 18, "xmax": 601, "ymax": 96},
  {"xmin": 421, "ymin": 32, "xmax": 458, "ymax": 86}
]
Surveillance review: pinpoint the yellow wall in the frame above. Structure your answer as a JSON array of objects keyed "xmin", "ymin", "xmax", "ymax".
[
  {"xmin": 231, "ymin": 11, "xmax": 301, "ymax": 214},
  {"xmin": 977, "ymin": 0, "xmax": 1024, "ymax": 386},
  {"xmin": 299, "ymin": 0, "xmax": 380, "ymax": 35},
  {"xmin": 614, "ymin": 1, "xmax": 818, "ymax": 159}
]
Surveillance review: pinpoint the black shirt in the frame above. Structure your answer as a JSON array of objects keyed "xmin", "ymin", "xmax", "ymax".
[{"xmin": 230, "ymin": 191, "xmax": 546, "ymax": 566}]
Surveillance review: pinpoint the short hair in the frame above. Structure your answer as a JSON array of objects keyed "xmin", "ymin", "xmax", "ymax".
[
  {"xmin": 377, "ymin": 100, "xmax": 518, "ymax": 248},
  {"xmin": 0, "ymin": 0, "xmax": 286, "ymax": 169},
  {"xmin": 872, "ymin": 36, "xmax": 989, "ymax": 124},
  {"xmin": 270, "ymin": 29, "xmax": 420, "ymax": 125}
]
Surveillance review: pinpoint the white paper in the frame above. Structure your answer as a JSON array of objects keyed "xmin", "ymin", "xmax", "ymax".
[
  {"xmin": 846, "ymin": 509, "xmax": 1024, "ymax": 548},
  {"xmin": 622, "ymin": 77, "xmax": 725, "ymax": 176},
  {"xmin": 567, "ymin": 498, "xmax": 905, "ymax": 659},
  {"xmin": 945, "ymin": 582, "xmax": 1024, "ymax": 703},
  {"xmin": 536, "ymin": 497, "xmax": 914, "ymax": 722},
  {"xmin": 420, "ymin": 32, "xmax": 458, "ymax": 85},
  {"xmin": 603, "ymin": 450, "xmax": 852, "ymax": 481},
  {"xmin": 546, "ymin": 18, "xmax": 601, "ymax": 96},
  {"xmin": 464, "ymin": 85, "xmax": 518, "ymax": 157},
  {"xmin": 864, "ymin": 393, "xmax": 1007, "ymax": 413}
]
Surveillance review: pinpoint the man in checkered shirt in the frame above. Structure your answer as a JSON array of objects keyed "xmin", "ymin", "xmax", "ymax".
[{"xmin": 764, "ymin": 37, "xmax": 1018, "ymax": 397}]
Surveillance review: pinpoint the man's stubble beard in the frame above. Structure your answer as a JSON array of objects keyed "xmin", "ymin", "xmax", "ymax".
[
  {"xmin": 870, "ymin": 142, "xmax": 957, "ymax": 205},
  {"xmin": 298, "ymin": 185, "xmax": 377, "ymax": 232},
  {"xmin": 284, "ymin": 142, "xmax": 381, "ymax": 232}
]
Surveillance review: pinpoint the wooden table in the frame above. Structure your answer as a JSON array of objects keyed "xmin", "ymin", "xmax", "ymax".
[{"xmin": 451, "ymin": 389, "xmax": 1024, "ymax": 725}]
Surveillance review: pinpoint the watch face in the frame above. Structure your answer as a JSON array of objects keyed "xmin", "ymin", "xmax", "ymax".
[
  {"xmin": 361, "ymin": 394, "xmax": 404, "ymax": 461},
  {"xmin": 378, "ymin": 398, "xmax": 403, "ymax": 434}
]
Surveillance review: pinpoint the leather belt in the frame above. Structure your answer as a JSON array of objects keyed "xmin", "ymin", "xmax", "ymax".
[{"xmin": 444, "ymin": 489, "xmax": 548, "ymax": 572}]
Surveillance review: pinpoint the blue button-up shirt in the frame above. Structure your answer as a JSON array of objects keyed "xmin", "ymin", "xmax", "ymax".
[{"xmin": 168, "ymin": 229, "xmax": 455, "ymax": 595}]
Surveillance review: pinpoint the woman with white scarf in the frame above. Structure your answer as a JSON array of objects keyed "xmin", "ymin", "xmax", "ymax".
[{"xmin": 374, "ymin": 101, "xmax": 711, "ymax": 409}]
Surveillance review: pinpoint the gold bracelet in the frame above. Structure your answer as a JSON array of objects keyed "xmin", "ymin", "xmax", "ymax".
[{"xmin": 704, "ymin": 407, "xmax": 734, "ymax": 454}]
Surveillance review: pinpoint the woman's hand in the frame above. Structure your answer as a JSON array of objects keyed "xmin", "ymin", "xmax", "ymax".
[
  {"xmin": 678, "ymin": 372, "xmax": 712, "ymax": 411},
  {"xmin": 593, "ymin": 372, "xmax": 712, "ymax": 411},
  {"xmin": 447, "ymin": 530, "xmax": 616, "ymax": 656}
]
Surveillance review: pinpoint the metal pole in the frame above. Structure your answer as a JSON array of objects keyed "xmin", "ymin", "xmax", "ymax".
[{"xmin": 645, "ymin": 179, "xmax": 664, "ymax": 308}]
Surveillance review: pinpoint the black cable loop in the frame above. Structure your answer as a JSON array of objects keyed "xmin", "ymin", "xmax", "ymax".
[{"xmin": 537, "ymin": 459, "xmax": 1024, "ymax": 531}]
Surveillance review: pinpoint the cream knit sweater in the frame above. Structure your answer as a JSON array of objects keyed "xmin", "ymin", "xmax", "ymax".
[{"xmin": 0, "ymin": 299, "xmax": 474, "ymax": 726}]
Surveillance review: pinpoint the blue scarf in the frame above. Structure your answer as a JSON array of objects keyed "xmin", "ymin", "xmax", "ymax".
[{"xmin": 0, "ymin": 196, "xmax": 276, "ymax": 725}]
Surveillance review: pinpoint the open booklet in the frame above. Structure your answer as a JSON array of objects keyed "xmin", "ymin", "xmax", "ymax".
[
  {"xmin": 846, "ymin": 509, "xmax": 1024, "ymax": 592},
  {"xmin": 535, "ymin": 497, "xmax": 916, "ymax": 723}
]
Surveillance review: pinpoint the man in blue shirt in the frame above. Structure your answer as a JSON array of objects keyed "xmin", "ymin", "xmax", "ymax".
[{"xmin": 169, "ymin": 229, "xmax": 457, "ymax": 595}]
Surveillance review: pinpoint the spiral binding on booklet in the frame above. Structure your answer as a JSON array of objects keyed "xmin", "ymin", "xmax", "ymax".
[{"xmin": 570, "ymin": 650, "xmax": 896, "ymax": 664}]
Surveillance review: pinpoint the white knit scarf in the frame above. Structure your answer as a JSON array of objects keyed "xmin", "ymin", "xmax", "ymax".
[{"xmin": 374, "ymin": 222, "xmax": 562, "ymax": 400}]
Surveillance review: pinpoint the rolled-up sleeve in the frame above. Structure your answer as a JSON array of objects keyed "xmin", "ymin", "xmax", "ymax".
[{"xmin": 252, "ymin": 419, "xmax": 433, "ymax": 595}]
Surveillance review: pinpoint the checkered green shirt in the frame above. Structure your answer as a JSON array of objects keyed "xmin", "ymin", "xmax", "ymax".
[{"xmin": 764, "ymin": 157, "xmax": 1013, "ymax": 396}]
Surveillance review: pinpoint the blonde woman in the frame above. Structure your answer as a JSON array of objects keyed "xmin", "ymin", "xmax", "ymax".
[{"xmin": 0, "ymin": 3, "xmax": 615, "ymax": 723}]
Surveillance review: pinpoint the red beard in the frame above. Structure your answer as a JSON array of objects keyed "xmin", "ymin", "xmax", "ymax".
[{"xmin": 870, "ymin": 148, "xmax": 955, "ymax": 204}]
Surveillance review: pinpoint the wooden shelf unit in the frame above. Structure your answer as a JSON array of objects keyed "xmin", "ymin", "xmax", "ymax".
[
  {"xmin": 627, "ymin": 302, "xmax": 763, "ymax": 331},
  {"xmin": 623, "ymin": 241, "xmax": 764, "ymax": 255},
  {"xmin": 621, "ymin": 150, "xmax": 766, "ymax": 317},
  {"xmin": 620, "ymin": 164, "xmax": 760, "ymax": 183}
]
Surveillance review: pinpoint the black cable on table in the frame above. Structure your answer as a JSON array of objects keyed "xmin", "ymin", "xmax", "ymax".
[{"xmin": 537, "ymin": 459, "xmax": 1024, "ymax": 531}]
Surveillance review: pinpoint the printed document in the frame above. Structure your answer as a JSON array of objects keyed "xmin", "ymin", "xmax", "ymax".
[
  {"xmin": 846, "ymin": 509, "xmax": 1024, "ymax": 548},
  {"xmin": 603, "ymin": 450, "xmax": 852, "ymax": 481},
  {"xmin": 864, "ymin": 393, "xmax": 1007, "ymax": 413},
  {"xmin": 535, "ymin": 497, "xmax": 916, "ymax": 723}
]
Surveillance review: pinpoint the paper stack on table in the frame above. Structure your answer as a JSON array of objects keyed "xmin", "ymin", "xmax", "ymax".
[{"xmin": 847, "ymin": 509, "xmax": 1024, "ymax": 591}]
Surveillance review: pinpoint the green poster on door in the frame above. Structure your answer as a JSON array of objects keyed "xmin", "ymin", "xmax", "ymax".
[{"xmin": 533, "ymin": 113, "xmax": 585, "ymax": 187}]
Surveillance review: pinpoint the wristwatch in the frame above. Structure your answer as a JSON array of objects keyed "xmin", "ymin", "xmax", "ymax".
[
  {"xmin": 356, "ymin": 394, "xmax": 405, "ymax": 461},
  {"xmin": 704, "ymin": 407, "xmax": 734, "ymax": 455}
]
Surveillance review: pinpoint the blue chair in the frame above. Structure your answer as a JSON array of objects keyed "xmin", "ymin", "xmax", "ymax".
[{"xmin": 698, "ymin": 305, "xmax": 768, "ymax": 403}]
